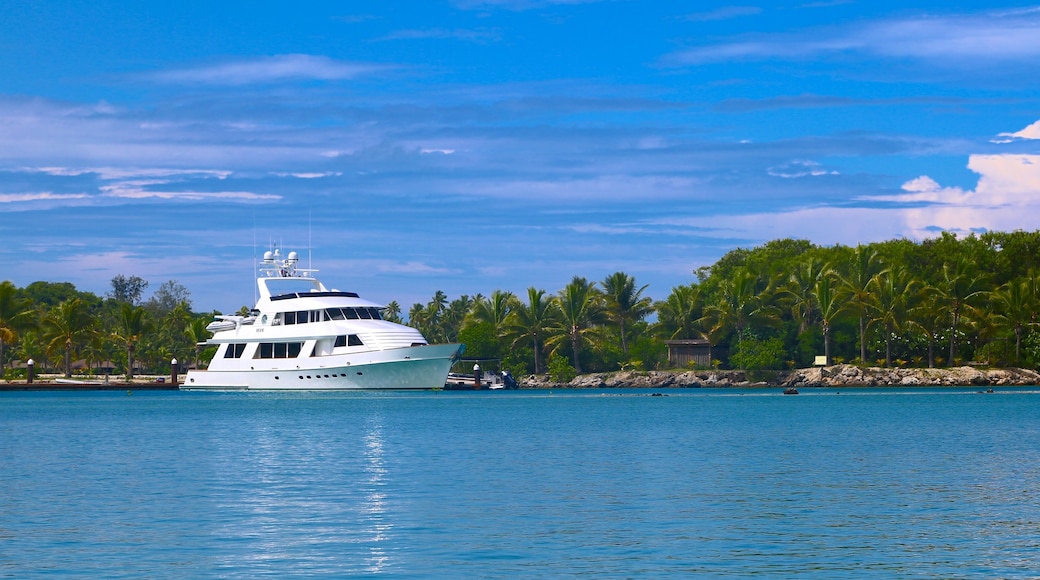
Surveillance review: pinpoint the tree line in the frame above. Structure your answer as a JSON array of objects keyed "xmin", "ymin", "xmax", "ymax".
[
  {"xmin": 0, "ymin": 276, "xmax": 212, "ymax": 379},
  {"xmin": 3, "ymin": 230, "xmax": 1040, "ymax": 381}
]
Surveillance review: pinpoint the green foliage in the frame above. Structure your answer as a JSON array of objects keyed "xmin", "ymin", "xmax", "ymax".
[
  {"xmin": 730, "ymin": 334, "xmax": 787, "ymax": 371},
  {"xmin": 547, "ymin": 353, "xmax": 577, "ymax": 383},
  {"xmin": 457, "ymin": 322, "xmax": 501, "ymax": 359}
]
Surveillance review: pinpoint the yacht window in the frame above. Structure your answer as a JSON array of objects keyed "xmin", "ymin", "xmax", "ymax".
[
  {"xmin": 256, "ymin": 342, "xmax": 304, "ymax": 359},
  {"xmin": 345, "ymin": 308, "xmax": 360, "ymax": 319},
  {"xmin": 334, "ymin": 335, "xmax": 347, "ymax": 348},
  {"xmin": 222, "ymin": 343, "xmax": 247, "ymax": 358},
  {"xmin": 356, "ymin": 308, "xmax": 372, "ymax": 320},
  {"xmin": 272, "ymin": 313, "xmax": 283, "ymax": 325},
  {"xmin": 284, "ymin": 311, "xmax": 296, "ymax": 325},
  {"xmin": 311, "ymin": 310, "xmax": 323, "ymax": 323},
  {"xmin": 348, "ymin": 334, "xmax": 364, "ymax": 346},
  {"xmin": 367, "ymin": 308, "xmax": 382, "ymax": 320},
  {"xmin": 326, "ymin": 308, "xmax": 346, "ymax": 321},
  {"xmin": 297, "ymin": 310, "xmax": 310, "ymax": 324}
]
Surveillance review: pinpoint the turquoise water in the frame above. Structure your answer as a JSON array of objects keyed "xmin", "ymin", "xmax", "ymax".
[{"xmin": 2, "ymin": 388, "xmax": 1039, "ymax": 578}]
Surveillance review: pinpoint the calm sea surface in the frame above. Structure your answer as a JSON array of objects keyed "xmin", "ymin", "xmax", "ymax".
[{"xmin": 2, "ymin": 387, "xmax": 1040, "ymax": 578}]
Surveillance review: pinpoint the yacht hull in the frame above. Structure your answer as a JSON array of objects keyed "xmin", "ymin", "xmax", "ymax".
[{"xmin": 181, "ymin": 343, "xmax": 461, "ymax": 390}]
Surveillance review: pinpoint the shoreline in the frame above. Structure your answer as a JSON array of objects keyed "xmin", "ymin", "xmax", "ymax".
[
  {"xmin": 520, "ymin": 364, "xmax": 1040, "ymax": 389},
  {"xmin": 4, "ymin": 364, "xmax": 1038, "ymax": 391}
]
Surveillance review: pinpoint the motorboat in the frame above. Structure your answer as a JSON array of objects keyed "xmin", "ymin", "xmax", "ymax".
[
  {"xmin": 443, "ymin": 358, "xmax": 519, "ymax": 390},
  {"xmin": 182, "ymin": 248, "xmax": 463, "ymax": 390}
]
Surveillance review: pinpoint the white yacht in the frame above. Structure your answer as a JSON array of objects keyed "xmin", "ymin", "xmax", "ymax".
[{"xmin": 182, "ymin": 248, "xmax": 463, "ymax": 390}]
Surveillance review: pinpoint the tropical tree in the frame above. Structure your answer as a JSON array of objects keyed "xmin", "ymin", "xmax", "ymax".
[
  {"xmin": 42, "ymin": 298, "xmax": 94, "ymax": 378},
  {"xmin": 547, "ymin": 277, "xmax": 607, "ymax": 374},
  {"xmin": 867, "ymin": 268, "xmax": 919, "ymax": 367},
  {"xmin": 812, "ymin": 273, "xmax": 847, "ymax": 365},
  {"xmin": 838, "ymin": 246, "xmax": 884, "ymax": 363},
  {"xmin": 601, "ymin": 272, "xmax": 654, "ymax": 357},
  {"xmin": 184, "ymin": 316, "xmax": 212, "ymax": 369},
  {"xmin": 111, "ymin": 303, "xmax": 153, "ymax": 379},
  {"xmin": 441, "ymin": 295, "xmax": 474, "ymax": 343},
  {"xmin": 505, "ymin": 288, "xmax": 559, "ymax": 374},
  {"xmin": 383, "ymin": 301, "xmax": 403, "ymax": 324},
  {"xmin": 784, "ymin": 258, "xmax": 827, "ymax": 334},
  {"xmin": 654, "ymin": 284, "xmax": 705, "ymax": 340},
  {"xmin": 701, "ymin": 267, "xmax": 781, "ymax": 352},
  {"xmin": 409, "ymin": 290, "xmax": 449, "ymax": 341},
  {"xmin": 991, "ymin": 278, "xmax": 1037, "ymax": 364},
  {"xmin": 466, "ymin": 290, "xmax": 514, "ymax": 340},
  {"xmin": 906, "ymin": 288, "xmax": 946, "ymax": 368},
  {"xmin": 934, "ymin": 260, "xmax": 989, "ymax": 365},
  {"xmin": 0, "ymin": 280, "xmax": 35, "ymax": 370}
]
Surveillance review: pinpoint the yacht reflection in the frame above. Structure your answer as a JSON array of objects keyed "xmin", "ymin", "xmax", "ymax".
[
  {"xmin": 362, "ymin": 416, "xmax": 391, "ymax": 573},
  {"xmin": 205, "ymin": 403, "xmax": 398, "ymax": 575}
]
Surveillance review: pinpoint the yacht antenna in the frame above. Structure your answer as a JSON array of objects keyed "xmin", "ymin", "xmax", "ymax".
[{"xmin": 308, "ymin": 209, "xmax": 313, "ymax": 271}]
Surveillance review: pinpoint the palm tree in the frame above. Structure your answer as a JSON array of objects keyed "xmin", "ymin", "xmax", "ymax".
[
  {"xmin": 504, "ymin": 288, "xmax": 559, "ymax": 374},
  {"xmin": 654, "ymin": 284, "xmax": 705, "ymax": 340},
  {"xmin": 934, "ymin": 260, "xmax": 989, "ymax": 365},
  {"xmin": 601, "ymin": 272, "xmax": 654, "ymax": 357},
  {"xmin": 184, "ymin": 316, "xmax": 212, "ymax": 369},
  {"xmin": 838, "ymin": 246, "xmax": 883, "ymax": 363},
  {"xmin": 701, "ymin": 267, "xmax": 781, "ymax": 350},
  {"xmin": 812, "ymin": 273, "xmax": 847, "ymax": 365},
  {"xmin": 112, "ymin": 303, "xmax": 153, "ymax": 380},
  {"xmin": 866, "ymin": 268, "xmax": 919, "ymax": 367},
  {"xmin": 906, "ymin": 287, "xmax": 946, "ymax": 368},
  {"xmin": 466, "ymin": 290, "xmax": 515, "ymax": 341},
  {"xmin": 991, "ymin": 279, "xmax": 1037, "ymax": 364},
  {"xmin": 442, "ymin": 295, "xmax": 474, "ymax": 343},
  {"xmin": 383, "ymin": 301, "xmax": 403, "ymax": 324},
  {"xmin": 42, "ymin": 298, "xmax": 93, "ymax": 378},
  {"xmin": 784, "ymin": 258, "xmax": 826, "ymax": 334},
  {"xmin": 0, "ymin": 281, "xmax": 35, "ymax": 371},
  {"xmin": 547, "ymin": 277, "xmax": 607, "ymax": 374}
]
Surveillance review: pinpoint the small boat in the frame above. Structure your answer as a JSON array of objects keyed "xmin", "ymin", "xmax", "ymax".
[
  {"xmin": 182, "ymin": 247, "xmax": 463, "ymax": 390},
  {"xmin": 444, "ymin": 359, "xmax": 518, "ymax": 390}
]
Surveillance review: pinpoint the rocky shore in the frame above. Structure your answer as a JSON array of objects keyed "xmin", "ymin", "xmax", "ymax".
[{"xmin": 521, "ymin": 364, "xmax": 1040, "ymax": 389}]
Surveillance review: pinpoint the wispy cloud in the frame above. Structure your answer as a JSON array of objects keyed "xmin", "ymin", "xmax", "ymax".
[
  {"xmin": 667, "ymin": 8, "xmax": 1040, "ymax": 65},
  {"xmin": 379, "ymin": 28, "xmax": 501, "ymax": 43},
  {"xmin": 0, "ymin": 192, "xmax": 90, "ymax": 204},
  {"xmin": 680, "ymin": 6, "xmax": 761, "ymax": 22},
  {"xmin": 452, "ymin": 0, "xmax": 600, "ymax": 10},
  {"xmin": 99, "ymin": 183, "xmax": 281, "ymax": 201},
  {"xmin": 145, "ymin": 54, "xmax": 391, "ymax": 85}
]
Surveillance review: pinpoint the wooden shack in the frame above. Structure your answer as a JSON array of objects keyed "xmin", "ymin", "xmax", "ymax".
[{"xmin": 665, "ymin": 339, "xmax": 724, "ymax": 368}]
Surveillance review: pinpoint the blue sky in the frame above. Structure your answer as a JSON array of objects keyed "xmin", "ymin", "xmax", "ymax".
[{"xmin": 2, "ymin": 1, "xmax": 1040, "ymax": 313}]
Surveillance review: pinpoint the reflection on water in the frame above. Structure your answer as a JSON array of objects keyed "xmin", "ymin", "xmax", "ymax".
[
  {"xmin": 204, "ymin": 397, "xmax": 398, "ymax": 575},
  {"xmin": 362, "ymin": 415, "xmax": 390, "ymax": 573}
]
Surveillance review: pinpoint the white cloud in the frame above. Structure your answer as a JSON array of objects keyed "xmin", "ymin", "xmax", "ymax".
[
  {"xmin": 668, "ymin": 8, "xmax": 1040, "ymax": 65},
  {"xmin": 146, "ymin": 54, "xmax": 389, "ymax": 85},
  {"xmin": 99, "ymin": 183, "xmax": 281, "ymax": 201},
  {"xmin": 681, "ymin": 6, "xmax": 762, "ymax": 22},
  {"xmin": 0, "ymin": 192, "xmax": 91, "ymax": 203},
  {"xmin": 32, "ymin": 166, "xmax": 231, "ymax": 180},
  {"xmin": 273, "ymin": 171, "xmax": 343, "ymax": 179},
  {"xmin": 993, "ymin": 120, "xmax": 1040, "ymax": 143},
  {"xmin": 767, "ymin": 160, "xmax": 839, "ymax": 178}
]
